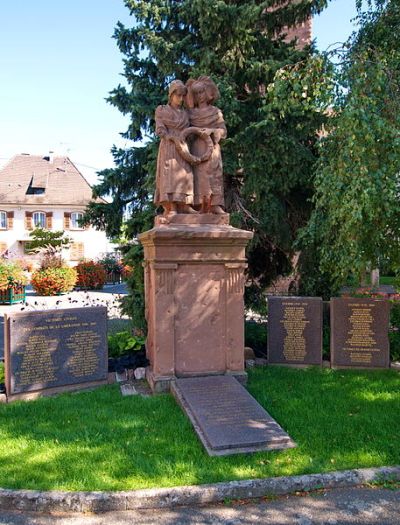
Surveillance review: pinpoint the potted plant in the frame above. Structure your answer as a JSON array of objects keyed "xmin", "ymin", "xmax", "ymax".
[{"xmin": 0, "ymin": 260, "xmax": 28, "ymax": 304}]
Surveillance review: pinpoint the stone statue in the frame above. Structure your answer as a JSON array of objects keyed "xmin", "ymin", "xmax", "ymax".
[
  {"xmin": 154, "ymin": 77, "xmax": 227, "ymax": 216},
  {"xmin": 154, "ymin": 80, "xmax": 197, "ymax": 216},
  {"xmin": 186, "ymin": 76, "xmax": 227, "ymax": 214}
]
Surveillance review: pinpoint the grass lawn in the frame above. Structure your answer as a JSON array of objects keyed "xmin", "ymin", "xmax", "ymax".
[
  {"xmin": 381, "ymin": 276, "xmax": 396, "ymax": 286},
  {"xmin": 0, "ymin": 367, "xmax": 399, "ymax": 492}
]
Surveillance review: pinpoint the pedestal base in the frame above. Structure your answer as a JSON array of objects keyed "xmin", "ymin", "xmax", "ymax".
[
  {"xmin": 146, "ymin": 367, "xmax": 248, "ymax": 393},
  {"xmin": 139, "ymin": 223, "xmax": 253, "ymax": 392}
]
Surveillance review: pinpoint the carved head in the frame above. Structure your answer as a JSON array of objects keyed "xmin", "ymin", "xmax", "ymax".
[
  {"xmin": 168, "ymin": 80, "xmax": 187, "ymax": 105},
  {"xmin": 185, "ymin": 76, "xmax": 220, "ymax": 108}
]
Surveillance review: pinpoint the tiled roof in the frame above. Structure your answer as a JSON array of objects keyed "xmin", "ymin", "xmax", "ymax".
[{"xmin": 0, "ymin": 154, "xmax": 103, "ymax": 205}]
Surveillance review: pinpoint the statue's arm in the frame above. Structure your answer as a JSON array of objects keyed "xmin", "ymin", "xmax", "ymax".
[
  {"xmin": 212, "ymin": 111, "xmax": 227, "ymax": 144},
  {"xmin": 155, "ymin": 106, "xmax": 169, "ymax": 139}
]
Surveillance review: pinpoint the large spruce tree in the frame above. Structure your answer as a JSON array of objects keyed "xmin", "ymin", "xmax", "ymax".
[{"xmin": 85, "ymin": 0, "xmax": 332, "ymax": 324}]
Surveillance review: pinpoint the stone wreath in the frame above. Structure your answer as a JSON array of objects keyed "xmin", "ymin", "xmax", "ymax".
[{"xmin": 175, "ymin": 126, "xmax": 214, "ymax": 166}]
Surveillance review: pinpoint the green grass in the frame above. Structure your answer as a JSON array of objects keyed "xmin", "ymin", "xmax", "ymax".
[
  {"xmin": 380, "ymin": 276, "xmax": 396, "ymax": 286},
  {"xmin": 0, "ymin": 367, "xmax": 399, "ymax": 491},
  {"xmin": 107, "ymin": 318, "xmax": 134, "ymax": 334}
]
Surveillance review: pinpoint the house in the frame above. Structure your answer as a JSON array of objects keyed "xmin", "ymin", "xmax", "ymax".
[
  {"xmin": 268, "ymin": 0, "xmax": 312, "ymax": 49},
  {"xmin": 0, "ymin": 154, "xmax": 113, "ymax": 266}
]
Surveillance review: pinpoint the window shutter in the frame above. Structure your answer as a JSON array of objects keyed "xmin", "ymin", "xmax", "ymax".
[
  {"xmin": 6, "ymin": 211, "xmax": 13, "ymax": 230},
  {"xmin": 25, "ymin": 212, "xmax": 33, "ymax": 230},
  {"xmin": 64, "ymin": 212, "xmax": 71, "ymax": 230},
  {"xmin": 70, "ymin": 242, "xmax": 84, "ymax": 261},
  {"xmin": 46, "ymin": 212, "xmax": 53, "ymax": 229}
]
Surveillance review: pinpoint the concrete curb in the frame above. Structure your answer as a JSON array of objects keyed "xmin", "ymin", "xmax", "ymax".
[{"xmin": 0, "ymin": 466, "xmax": 399, "ymax": 513}]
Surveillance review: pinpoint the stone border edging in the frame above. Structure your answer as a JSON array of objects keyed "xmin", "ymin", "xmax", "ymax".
[{"xmin": 0, "ymin": 466, "xmax": 399, "ymax": 513}]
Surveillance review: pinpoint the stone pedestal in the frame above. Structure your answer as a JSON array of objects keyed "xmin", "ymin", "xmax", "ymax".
[{"xmin": 138, "ymin": 216, "xmax": 253, "ymax": 392}]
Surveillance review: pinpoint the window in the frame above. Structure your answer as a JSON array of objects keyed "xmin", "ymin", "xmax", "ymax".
[
  {"xmin": 70, "ymin": 212, "xmax": 84, "ymax": 230},
  {"xmin": 0, "ymin": 212, "xmax": 6, "ymax": 229},
  {"xmin": 70, "ymin": 242, "xmax": 84, "ymax": 261},
  {"xmin": 33, "ymin": 211, "xmax": 46, "ymax": 228}
]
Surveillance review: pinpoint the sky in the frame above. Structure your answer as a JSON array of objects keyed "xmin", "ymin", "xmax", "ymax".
[{"xmin": 0, "ymin": 0, "xmax": 360, "ymax": 185}]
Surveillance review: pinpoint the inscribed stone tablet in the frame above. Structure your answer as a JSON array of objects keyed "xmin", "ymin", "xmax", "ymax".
[
  {"xmin": 5, "ymin": 307, "xmax": 108, "ymax": 400},
  {"xmin": 268, "ymin": 297, "xmax": 322, "ymax": 366},
  {"xmin": 331, "ymin": 298, "xmax": 390, "ymax": 368},
  {"xmin": 172, "ymin": 376, "xmax": 295, "ymax": 456}
]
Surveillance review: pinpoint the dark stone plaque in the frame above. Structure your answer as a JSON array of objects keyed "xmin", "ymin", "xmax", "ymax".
[
  {"xmin": 172, "ymin": 376, "xmax": 295, "ymax": 456},
  {"xmin": 4, "ymin": 307, "xmax": 108, "ymax": 401},
  {"xmin": 331, "ymin": 298, "xmax": 390, "ymax": 368},
  {"xmin": 268, "ymin": 297, "xmax": 322, "ymax": 366}
]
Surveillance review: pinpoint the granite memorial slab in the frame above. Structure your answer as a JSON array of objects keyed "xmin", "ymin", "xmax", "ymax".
[
  {"xmin": 268, "ymin": 297, "xmax": 322, "ymax": 366},
  {"xmin": 171, "ymin": 375, "xmax": 296, "ymax": 456},
  {"xmin": 331, "ymin": 297, "xmax": 390, "ymax": 368},
  {"xmin": 4, "ymin": 307, "xmax": 108, "ymax": 401}
]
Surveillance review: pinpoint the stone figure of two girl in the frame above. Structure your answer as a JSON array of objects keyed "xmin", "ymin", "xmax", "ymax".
[{"xmin": 154, "ymin": 76, "xmax": 227, "ymax": 216}]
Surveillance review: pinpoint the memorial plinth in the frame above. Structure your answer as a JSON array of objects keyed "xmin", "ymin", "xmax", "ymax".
[
  {"xmin": 331, "ymin": 297, "xmax": 390, "ymax": 369},
  {"xmin": 268, "ymin": 296, "xmax": 323, "ymax": 366},
  {"xmin": 139, "ymin": 216, "xmax": 253, "ymax": 392},
  {"xmin": 4, "ymin": 307, "xmax": 108, "ymax": 402}
]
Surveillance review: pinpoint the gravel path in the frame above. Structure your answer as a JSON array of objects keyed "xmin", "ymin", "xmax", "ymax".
[{"xmin": 0, "ymin": 487, "xmax": 399, "ymax": 525}]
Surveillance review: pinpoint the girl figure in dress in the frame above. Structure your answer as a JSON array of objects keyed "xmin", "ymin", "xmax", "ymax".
[
  {"xmin": 185, "ymin": 76, "xmax": 227, "ymax": 214},
  {"xmin": 154, "ymin": 80, "xmax": 197, "ymax": 216}
]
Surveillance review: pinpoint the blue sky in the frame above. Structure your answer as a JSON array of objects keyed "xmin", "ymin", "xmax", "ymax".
[{"xmin": 0, "ymin": 0, "xmax": 359, "ymax": 184}]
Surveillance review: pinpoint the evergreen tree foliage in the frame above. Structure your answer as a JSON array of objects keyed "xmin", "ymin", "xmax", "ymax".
[
  {"xmin": 301, "ymin": 0, "xmax": 400, "ymax": 290},
  {"xmin": 26, "ymin": 229, "xmax": 71, "ymax": 253},
  {"xmin": 85, "ymin": 0, "xmax": 333, "ymax": 324}
]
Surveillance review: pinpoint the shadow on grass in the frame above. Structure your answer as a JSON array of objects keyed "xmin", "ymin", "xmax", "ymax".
[
  {"xmin": 248, "ymin": 367, "xmax": 400, "ymax": 469},
  {"xmin": 0, "ymin": 368, "xmax": 399, "ymax": 491}
]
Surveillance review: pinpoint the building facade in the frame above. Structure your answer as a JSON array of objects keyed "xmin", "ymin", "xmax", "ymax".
[{"xmin": 0, "ymin": 154, "xmax": 113, "ymax": 266}]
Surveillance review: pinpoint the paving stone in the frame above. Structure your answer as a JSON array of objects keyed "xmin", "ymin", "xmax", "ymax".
[
  {"xmin": 134, "ymin": 367, "xmax": 146, "ymax": 380},
  {"xmin": 120, "ymin": 383, "xmax": 138, "ymax": 396}
]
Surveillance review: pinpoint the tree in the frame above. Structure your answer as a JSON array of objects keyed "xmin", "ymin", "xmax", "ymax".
[
  {"xmin": 85, "ymin": 0, "xmax": 333, "ymax": 324},
  {"xmin": 25, "ymin": 228, "xmax": 71, "ymax": 253},
  {"xmin": 301, "ymin": 0, "xmax": 400, "ymax": 291}
]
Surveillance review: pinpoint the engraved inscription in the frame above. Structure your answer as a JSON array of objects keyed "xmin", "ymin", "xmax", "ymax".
[
  {"xmin": 66, "ymin": 330, "xmax": 101, "ymax": 377},
  {"xmin": 344, "ymin": 303, "xmax": 378, "ymax": 364},
  {"xmin": 331, "ymin": 298, "xmax": 390, "ymax": 369},
  {"xmin": 6, "ymin": 307, "xmax": 108, "ymax": 395},
  {"xmin": 281, "ymin": 302, "xmax": 310, "ymax": 362},
  {"xmin": 15, "ymin": 334, "xmax": 58, "ymax": 386},
  {"xmin": 268, "ymin": 297, "xmax": 322, "ymax": 366},
  {"xmin": 173, "ymin": 376, "xmax": 295, "ymax": 453}
]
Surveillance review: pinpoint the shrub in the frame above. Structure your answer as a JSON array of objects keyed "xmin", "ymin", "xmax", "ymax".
[
  {"xmin": 31, "ymin": 267, "xmax": 77, "ymax": 296},
  {"xmin": 389, "ymin": 300, "xmax": 400, "ymax": 362},
  {"xmin": 97, "ymin": 253, "xmax": 124, "ymax": 275},
  {"xmin": 244, "ymin": 321, "xmax": 267, "ymax": 357},
  {"xmin": 76, "ymin": 260, "xmax": 107, "ymax": 290},
  {"xmin": 107, "ymin": 331, "xmax": 145, "ymax": 358},
  {"xmin": 8, "ymin": 257, "xmax": 35, "ymax": 272},
  {"xmin": 0, "ymin": 261, "xmax": 28, "ymax": 291},
  {"xmin": 121, "ymin": 264, "xmax": 133, "ymax": 280}
]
